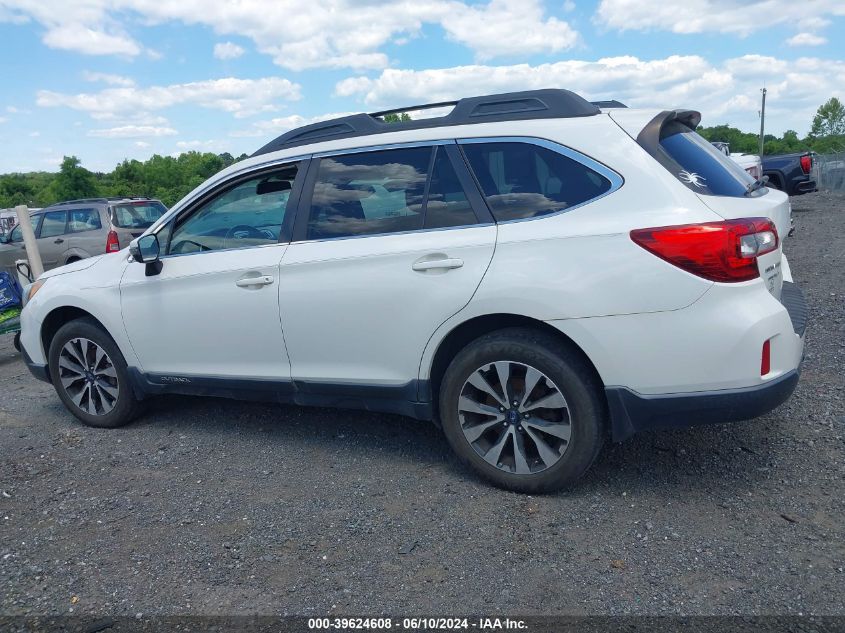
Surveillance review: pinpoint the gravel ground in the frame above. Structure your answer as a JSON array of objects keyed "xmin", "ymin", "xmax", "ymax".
[{"xmin": 0, "ymin": 193, "xmax": 843, "ymax": 618}]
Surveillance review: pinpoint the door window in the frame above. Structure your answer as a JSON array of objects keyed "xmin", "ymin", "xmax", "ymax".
[
  {"xmin": 462, "ymin": 142, "xmax": 612, "ymax": 221},
  {"xmin": 39, "ymin": 211, "xmax": 68, "ymax": 238},
  {"xmin": 68, "ymin": 208, "xmax": 103, "ymax": 233},
  {"xmin": 9, "ymin": 215, "xmax": 40, "ymax": 243},
  {"xmin": 168, "ymin": 165, "xmax": 298, "ymax": 255},
  {"xmin": 425, "ymin": 147, "xmax": 476, "ymax": 229},
  {"xmin": 306, "ymin": 147, "xmax": 430, "ymax": 240}
]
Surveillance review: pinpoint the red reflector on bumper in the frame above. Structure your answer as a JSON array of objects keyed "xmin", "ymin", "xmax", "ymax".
[{"xmin": 761, "ymin": 339, "xmax": 771, "ymax": 376}]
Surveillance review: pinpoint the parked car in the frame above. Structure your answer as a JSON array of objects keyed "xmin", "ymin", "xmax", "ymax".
[
  {"xmin": 0, "ymin": 197, "xmax": 167, "ymax": 276},
  {"xmin": 762, "ymin": 152, "xmax": 817, "ymax": 195},
  {"xmin": 18, "ymin": 89, "xmax": 807, "ymax": 492},
  {"xmin": 710, "ymin": 142, "xmax": 763, "ymax": 181}
]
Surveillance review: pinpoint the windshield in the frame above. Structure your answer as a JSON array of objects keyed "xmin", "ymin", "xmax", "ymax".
[
  {"xmin": 660, "ymin": 128, "xmax": 757, "ymax": 197},
  {"xmin": 111, "ymin": 201, "xmax": 167, "ymax": 229}
]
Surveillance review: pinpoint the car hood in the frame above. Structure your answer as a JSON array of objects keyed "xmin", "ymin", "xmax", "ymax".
[{"xmin": 39, "ymin": 254, "xmax": 107, "ymax": 280}]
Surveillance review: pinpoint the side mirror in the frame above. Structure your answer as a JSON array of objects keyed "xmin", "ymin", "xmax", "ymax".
[{"xmin": 130, "ymin": 234, "xmax": 163, "ymax": 276}]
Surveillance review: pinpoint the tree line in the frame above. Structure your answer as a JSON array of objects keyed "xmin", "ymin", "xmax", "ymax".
[
  {"xmin": 0, "ymin": 152, "xmax": 248, "ymax": 210},
  {"xmin": 2, "ymin": 98, "xmax": 843, "ymax": 210}
]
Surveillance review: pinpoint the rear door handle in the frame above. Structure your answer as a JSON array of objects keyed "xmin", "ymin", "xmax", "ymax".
[
  {"xmin": 54, "ymin": 238, "xmax": 64, "ymax": 244},
  {"xmin": 235, "ymin": 275, "xmax": 274, "ymax": 288},
  {"xmin": 412, "ymin": 257, "xmax": 464, "ymax": 272}
]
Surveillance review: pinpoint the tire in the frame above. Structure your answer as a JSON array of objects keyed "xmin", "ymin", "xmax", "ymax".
[
  {"xmin": 439, "ymin": 328, "xmax": 606, "ymax": 493},
  {"xmin": 48, "ymin": 318, "xmax": 141, "ymax": 429},
  {"xmin": 13, "ymin": 332, "xmax": 20, "ymax": 352},
  {"xmin": 66, "ymin": 257, "xmax": 80, "ymax": 264}
]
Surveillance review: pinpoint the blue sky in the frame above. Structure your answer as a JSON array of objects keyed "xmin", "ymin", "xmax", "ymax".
[{"xmin": 0, "ymin": 0, "xmax": 843, "ymax": 173}]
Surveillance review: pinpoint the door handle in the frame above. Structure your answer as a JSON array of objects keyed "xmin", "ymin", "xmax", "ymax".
[
  {"xmin": 54, "ymin": 238, "xmax": 64, "ymax": 244},
  {"xmin": 235, "ymin": 275, "xmax": 274, "ymax": 288},
  {"xmin": 412, "ymin": 257, "xmax": 464, "ymax": 272}
]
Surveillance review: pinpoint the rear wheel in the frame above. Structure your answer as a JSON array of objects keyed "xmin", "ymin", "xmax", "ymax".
[
  {"xmin": 48, "ymin": 318, "xmax": 141, "ymax": 428},
  {"xmin": 439, "ymin": 328, "xmax": 606, "ymax": 493}
]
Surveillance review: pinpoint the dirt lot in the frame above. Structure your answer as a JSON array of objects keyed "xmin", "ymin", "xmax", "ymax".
[{"xmin": 1, "ymin": 193, "xmax": 843, "ymax": 617}]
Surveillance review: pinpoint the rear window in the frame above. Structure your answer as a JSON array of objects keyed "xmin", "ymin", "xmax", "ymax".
[
  {"xmin": 659, "ymin": 127, "xmax": 756, "ymax": 197},
  {"xmin": 111, "ymin": 201, "xmax": 167, "ymax": 229}
]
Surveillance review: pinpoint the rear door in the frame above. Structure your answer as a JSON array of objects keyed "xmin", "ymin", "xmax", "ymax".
[
  {"xmin": 35, "ymin": 210, "xmax": 69, "ymax": 269},
  {"xmin": 278, "ymin": 142, "xmax": 496, "ymax": 390},
  {"xmin": 66, "ymin": 207, "xmax": 105, "ymax": 258}
]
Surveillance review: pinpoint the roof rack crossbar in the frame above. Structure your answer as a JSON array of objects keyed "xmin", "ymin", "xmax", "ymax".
[{"xmin": 252, "ymin": 89, "xmax": 601, "ymax": 157}]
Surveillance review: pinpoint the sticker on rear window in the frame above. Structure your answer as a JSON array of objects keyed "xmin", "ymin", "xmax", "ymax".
[{"xmin": 679, "ymin": 170, "xmax": 707, "ymax": 188}]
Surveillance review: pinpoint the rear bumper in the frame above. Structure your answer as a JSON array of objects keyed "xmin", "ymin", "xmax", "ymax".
[
  {"xmin": 792, "ymin": 178, "xmax": 817, "ymax": 195},
  {"xmin": 606, "ymin": 369, "xmax": 799, "ymax": 441},
  {"xmin": 603, "ymin": 280, "xmax": 808, "ymax": 442}
]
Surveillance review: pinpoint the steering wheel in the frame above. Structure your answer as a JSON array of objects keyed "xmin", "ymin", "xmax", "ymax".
[{"xmin": 223, "ymin": 224, "xmax": 267, "ymax": 249}]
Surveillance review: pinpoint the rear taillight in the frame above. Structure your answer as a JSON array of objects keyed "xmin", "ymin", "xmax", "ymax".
[
  {"xmin": 106, "ymin": 230, "xmax": 120, "ymax": 253},
  {"xmin": 630, "ymin": 218, "xmax": 779, "ymax": 282},
  {"xmin": 800, "ymin": 154, "xmax": 812, "ymax": 174}
]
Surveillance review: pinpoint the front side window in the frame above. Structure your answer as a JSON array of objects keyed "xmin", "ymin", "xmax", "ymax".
[
  {"xmin": 112, "ymin": 201, "xmax": 167, "ymax": 229},
  {"xmin": 168, "ymin": 165, "xmax": 298, "ymax": 255},
  {"xmin": 68, "ymin": 208, "xmax": 102, "ymax": 233},
  {"xmin": 306, "ymin": 147, "xmax": 430, "ymax": 240},
  {"xmin": 10, "ymin": 215, "xmax": 39, "ymax": 243},
  {"xmin": 39, "ymin": 211, "xmax": 68, "ymax": 238},
  {"xmin": 462, "ymin": 142, "xmax": 612, "ymax": 222}
]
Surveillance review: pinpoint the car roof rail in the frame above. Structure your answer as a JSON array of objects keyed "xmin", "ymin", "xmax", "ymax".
[
  {"xmin": 106, "ymin": 196, "xmax": 154, "ymax": 202},
  {"xmin": 49, "ymin": 198, "xmax": 110, "ymax": 207},
  {"xmin": 591, "ymin": 100, "xmax": 627, "ymax": 109},
  {"xmin": 252, "ymin": 88, "xmax": 601, "ymax": 157}
]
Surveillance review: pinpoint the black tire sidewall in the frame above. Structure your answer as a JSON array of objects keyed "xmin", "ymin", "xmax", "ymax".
[
  {"xmin": 439, "ymin": 330, "xmax": 605, "ymax": 493},
  {"xmin": 48, "ymin": 318, "xmax": 139, "ymax": 429}
]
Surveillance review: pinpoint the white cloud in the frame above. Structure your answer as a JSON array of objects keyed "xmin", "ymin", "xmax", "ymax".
[
  {"xmin": 28, "ymin": 131, "xmax": 40, "ymax": 137},
  {"xmin": 0, "ymin": 0, "xmax": 578, "ymax": 69},
  {"xmin": 213, "ymin": 41, "xmax": 244, "ymax": 60},
  {"xmin": 786, "ymin": 32, "xmax": 827, "ymax": 47},
  {"xmin": 0, "ymin": 116, "xmax": 6, "ymax": 123},
  {"xmin": 82, "ymin": 71, "xmax": 136, "ymax": 86},
  {"xmin": 41, "ymin": 23, "xmax": 142, "ymax": 56},
  {"xmin": 37, "ymin": 76, "xmax": 301, "ymax": 120},
  {"xmin": 88, "ymin": 125, "xmax": 178, "ymax": 138},
  {"xmin": 334, "ymin": 54, "xmax": 845, "ymax": 135},
  {"xmin": 231, "ymin": 112, "xmax": 357, "ymax": 138},
  {"xmin": 134, "ymin": 141, "xmax": 151, "ymax": 148},
  {"xmin": 595, "ymin": 0, "xmax": 845, "ymax": 36},
  {"xmin": 442, "ymin": 0, "xmax": 578, "ymax": 59}
]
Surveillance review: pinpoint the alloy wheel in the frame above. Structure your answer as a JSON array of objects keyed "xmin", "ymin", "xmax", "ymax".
[
  {"xmin": 458, "ymin": 361, "xmax": 571, "ymax": 474},
  {"xmin": 58, "ymin": 338, "xmax": 119, "ymax": 416}
]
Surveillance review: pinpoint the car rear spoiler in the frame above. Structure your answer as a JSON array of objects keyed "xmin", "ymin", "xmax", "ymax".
[{"xmin": 635, "ymin": 109, "xmax": 703, "ymax": 180}]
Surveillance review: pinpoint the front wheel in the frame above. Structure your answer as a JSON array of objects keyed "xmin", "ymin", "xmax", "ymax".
[
  {"xmin": 439, "ymin": 328, "xmax": 606, "ymax": 493},
  {"xmin": 48, "ymin": 318, "xmax": 141, "ymax": 428}
]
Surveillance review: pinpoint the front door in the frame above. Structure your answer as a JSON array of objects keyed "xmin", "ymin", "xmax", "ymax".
[
  {"xmin": 120, "ymin": 162, "xmax": 303, "ymax": 380},
  {"xmin": 279, "ymin": 144, "xmax": 496, "ymax": 390}
]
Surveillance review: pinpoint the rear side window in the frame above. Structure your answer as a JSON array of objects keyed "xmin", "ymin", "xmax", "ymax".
[
  {"xmin": 111, "ymin": 201, "xmax": 167, "ymax": 229},
  {"xmin": 39, "ymin": 211, "xmax": 68, "ymax": 238},
  {"xmin": 462, "ymin": 142, "xmax": 612, "ymax": 222},
  {"xmin": 68, "ymin": 208, "xmax": 102, "ymax": 233},
  {"xmin": 659, "ymin": 127, "xmax": 755, "ymax": 197},
  {"xmin": 307, "ymin": 147, "xmax": 430, "ymax": 240},
  {"xmin": 425, "ymin": 147, "xmax": 476, "ymax": 229}
]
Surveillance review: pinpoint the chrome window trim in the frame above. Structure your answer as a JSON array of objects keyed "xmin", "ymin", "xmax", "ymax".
[{"xmin": 457, "ymin": 136, "xmax": 624, "ymax": 225}]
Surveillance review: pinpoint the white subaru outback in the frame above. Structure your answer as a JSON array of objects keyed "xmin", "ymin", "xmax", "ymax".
[{"xmin": 19, "ymin": 89, "xmax": 807, "ymax": 492}]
